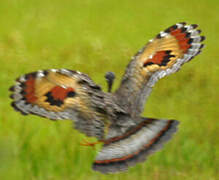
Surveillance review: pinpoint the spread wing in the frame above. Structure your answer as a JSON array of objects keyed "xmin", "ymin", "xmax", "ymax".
[
  {"xmin": 115, "ymin": 22, "xmax": 205, "ymax": 116},
  {"xmin": 9, "ymin": 69, "xmax": 110, "ymax": 139}
]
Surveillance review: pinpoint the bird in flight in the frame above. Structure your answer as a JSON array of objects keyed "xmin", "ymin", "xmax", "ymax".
[{"xmin": 9, "ymin": 22, "xmax": 205, "ymax": 174}]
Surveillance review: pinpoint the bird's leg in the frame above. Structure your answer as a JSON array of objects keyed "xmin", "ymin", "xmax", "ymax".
[
  {"xmin": 80, "ymin": 139, "xmax": 103, "ymax": 149},
  {"xmin": 105, "ymin": 72, "xmax": 116, "ymax": 93}
]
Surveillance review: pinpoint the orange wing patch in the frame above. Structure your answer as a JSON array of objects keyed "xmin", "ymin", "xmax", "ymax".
[
  {"xmin": 9, "ymin": 69, "xmax": 90, "ymax": 118},
  {"xmin": 138, "ymin": 23, "xmax": 204, "ymax": 75},
  {"xmin": 49, "ymin": 86, "xmax": 75, "ymax": 101},
  {"xmin": 115, "ymin": 22, "xmax": 205, "ymax": 117},
  {"xmin": 17, "ymin": 71, "xmax": 78, "ymax": 110},
  {"xmin": 169, "ymin": 26, "xmax": 192, "ymax": 53},
  {"xmin": 23, "ymin": 74, "xmax": 38, "ymax": 103},
  {"xmin": 138, "ymin": 36, "xmax": 181, "ymax": 70},
  {"xmin": 10, "ymin": 69, "xmax": 108, "ymax": 140},
  {"xmin": 45, "ymin": 86, "xmax": 75, "ymax": 107},
  {"xmin": 20, "ymin": 71, "xmax": 76, "ymax": 106},
  {"xmin": 143, "ymin": 50, "xmax": 175, "ymax": 67}
]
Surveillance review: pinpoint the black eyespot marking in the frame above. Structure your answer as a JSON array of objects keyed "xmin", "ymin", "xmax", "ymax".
[
  {"xmin": 143, "ymin": 62, "xmax": 154, "ymax": 67},
  {"xmin": 78, "ymin": 79, "xmax": 87, "ymax": 85},
  {"xmin": 165, "ymin": 50, "xmax": 172, "ymax": 54},
  {"xmin": 67, "ymin": 91, "xmax": 76, "ymax": 97},
  {"xmin": 45, "ymin": 92, "xmax": 63, "ymax": 107},
  {"xmin": 143, "ymin": 50, "xmax": 176, "ymax": 68}
]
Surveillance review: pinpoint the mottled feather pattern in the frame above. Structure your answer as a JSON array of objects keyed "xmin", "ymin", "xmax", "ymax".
[
  {"xmin": 93, "ymin": 119, "xmax": 179, "ymax": 173},
  {"xmin": 9, "ymin": 69, "xmax": 115, "ymax": 139},
  {"xmin": 9, "ymin": 22, "xmax": 205, "ymax": 174},
  {"xmin": 115, "ymin": 22, "xmax": 205, "ymax": 117}
]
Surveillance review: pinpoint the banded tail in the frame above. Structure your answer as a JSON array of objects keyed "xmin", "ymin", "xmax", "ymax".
[{"xmin": 93, "ymin": 118, "xmax": 179, "ymax": 174}]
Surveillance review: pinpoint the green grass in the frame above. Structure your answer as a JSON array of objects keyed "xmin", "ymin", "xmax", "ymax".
[{"xmin": 0, "ymin": 0, "xmax": 218, "ymax": 179}]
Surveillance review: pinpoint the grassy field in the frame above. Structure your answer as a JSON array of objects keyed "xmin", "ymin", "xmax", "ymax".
[{"xmin": 0, "ymin": 0, "xmax": 218, "ymax": 179}]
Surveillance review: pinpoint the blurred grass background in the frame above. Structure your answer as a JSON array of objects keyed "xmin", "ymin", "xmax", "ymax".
[{"xmin": 0, "ymin": 0, "xmax": 218, "ymax": 179}]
